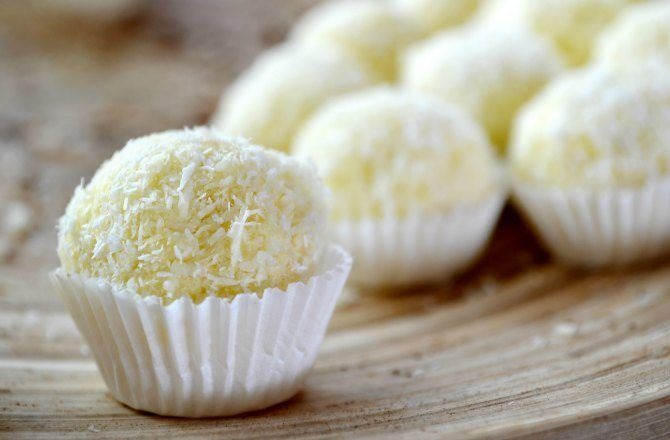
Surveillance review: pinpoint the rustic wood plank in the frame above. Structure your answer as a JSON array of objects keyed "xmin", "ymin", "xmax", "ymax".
[{"xmin": 2, "ymin": 221, "xmax": 670, "ymax": 438}]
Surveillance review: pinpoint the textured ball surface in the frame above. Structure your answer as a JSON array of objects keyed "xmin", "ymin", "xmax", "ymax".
[
  {"xmin": 293, "ymin": 88, "xmax": 500, "ymax": 221},
  {"xmin": 401, "ymin": 25, "xmax": 564, "ymax": 151},
  {"xmin": 58, "ymin": 128, "xmax": 326, "ymax": 303},
  {"xmin": 595, "ymin": 1, "xmax": 670, "ymax": 67},
  {"xmin": 510, "ymin": 65, "xmax": 670, "ymax": 189},
  {"xmin": 212, "ymin": 45, "xmax": 376, "ymax": 153},
  {"xmin": 291, "ymin": 0, "xmax": 419, "ymax": 81},
  {"xmin": 477, "ymin": 0, "xmax": 633, "ymax": 66},
  {"xmin": 393, "ymin": 0, "xmax": 482, "ymax": 35}
]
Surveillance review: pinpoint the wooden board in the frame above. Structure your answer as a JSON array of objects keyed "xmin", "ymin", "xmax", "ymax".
[
  {"xmin": 0, "ymin": 1, "xmax": 669, "ymax": 438},
  {"xmin": 2, "ymin": 209, "xmax": 670, "ymax": 439}
]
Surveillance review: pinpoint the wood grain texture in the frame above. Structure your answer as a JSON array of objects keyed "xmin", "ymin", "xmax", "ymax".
[
  {"xmin": 1, "ymin": 1, "xmax": 669, "ymax": 438},
  {"xmin": 2, "ymin": 209, "xmax": 670, "ymax": 439}
]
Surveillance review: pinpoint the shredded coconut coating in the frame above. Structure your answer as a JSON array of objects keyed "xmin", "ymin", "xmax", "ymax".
[
  {"xmin": 393, "ymin": 0, "xmax": 482, "ymax": 35},
  {"xmin": 401, "ymin": 25, "xmax": 564, "ymax": 151},
  {"xmin": 58, "ymin": 128, "xmax": 326, "ymax": 303},
  {"xmin": 211, "ymin": 44, "xmax": 376, "ymax": 153},
  {"xmin": 291, "ymin": 0, "xmax": 419, "ymax": 81},
  {"xmin": 595, "ymin": 1, "xmax": 670, "ymax": 67},
  {"xmin": 476, "ymin": 0, "xmax": 633, "ymax": 66},
  {"xmin": 293, "ymin": 88, "xmax": 500, "ymax": 221},
  {"xmin": 510, "ymin": 64, "xmax": 670, "ymax": 189}
]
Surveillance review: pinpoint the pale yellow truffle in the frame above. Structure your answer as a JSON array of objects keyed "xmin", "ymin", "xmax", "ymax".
[
  {"xmin": 595, "ymin": 1, "xmax": 670, "ymax": 67},
  {"xmin": 401, "ymin": 25, "xmax": 564, "ymax": 151},
  {"xmin": 58, "ymin": 128, "xmax": 326, "ymax": 303},
  {"xmin": 510, "ymin": 64, "xmax": 670, "ymax": 189},
  {"xmin": 293, "ymin": 88, "xmax": 499, "ymax": 221},
  {"xmin": 211, "ymin": 45, "xmax": 376, "ymax": 152},
  {"xmin": 477, "ymin": 0, "xmax": 634, "ymax": 66},
  {"xmin": 393, "ymin": 0, "xmax": 482, "ymax": 35},
  {"xmin": 291, "ymin": 0, "xmax": 419, "ymax": 81}
]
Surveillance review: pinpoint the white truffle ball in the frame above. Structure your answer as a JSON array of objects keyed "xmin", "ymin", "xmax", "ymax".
[
  {"xmin": 595, "ymin": 1, "xmax": 670, "ymax": 67},
  {"xmin": 291, "ymin": 0, "xmax": 419, "ymax": 81},
  {"xmin": 401, "ymin": 25, "xmax": 564, "ymax": 151},
  {"xmin": 510, "ymin": 64, "xmax": 670, "ymax": 189},
  {"xmin": 393, "ymin": 0, "xmax": 482, "ymax": 35},
  {"xmin": 58, "ymin": 128, "xmax": 327, "ymax": 303},
  {"xmin": 211, "ymin": 45, "xmax": 376, "ymax": 152},
  {"xmin": 477, "ymin": 0, "xmax": 634, "ymax": 66},
  {"xmin": 293, "ymin": 88, "xmax": 500, "ymax": 221}
]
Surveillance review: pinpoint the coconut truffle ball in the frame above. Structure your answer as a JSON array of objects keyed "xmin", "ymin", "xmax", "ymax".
[
  {"xmin": 211, "ymin": 45, "xmax": 376, "ymax": 153},
  {"xmin": 293, "ymin": 88, "xmax": 499, "ymax": 221},
  {"xmin": 595, "ymin": 1, "xmax": 670, "ymax": 67},
  {"xmin": 291, "ymin": 0, "xmax": 419, "ymax": 81},
  {"xmin": 393, "ymin": 0, "xmax": 482, "ymax": 35},
  {"xmin": 477, "ymin": 0, "xmax": 633, "ymax": 66},
  {"xmin": 58, "ymin": 128, "xmax": 326, "ymax": 303},
  {"xmin": 510, "ymin": 64, "xmax": 670, "ymax": 189},
  {"xmin": 401, "ymin": 25, "xmax": 564, "ymax": 151}
]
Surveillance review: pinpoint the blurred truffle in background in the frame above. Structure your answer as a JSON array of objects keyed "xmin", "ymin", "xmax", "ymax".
[
  {"xmin": 211, "ymin": 44, "xmax": 377, "ymax": 152},
  {"xmin": 294, "ymin": 87, "xmax": 505, "ymax": 287},
  {"xmin": 291, "ymin": 0, "xmax": 420, "ymax": 81},
  {"xmin": 511, "ymin": 62, "xmax": 670, "ymax": 266},
  {"xmin": 595, "ymin": 1, "xmax": 670, "ymax": 68},
  {"xmin": 401, "ymin": 25, "xmax": 565, "ymax": 152},
  {"xmin": 476, "ymin": 0, "xmax": 635, "ymax": 66},
  {"xmin": 392, "ymin": 0, "xmax": 483, "ymax": 36}
]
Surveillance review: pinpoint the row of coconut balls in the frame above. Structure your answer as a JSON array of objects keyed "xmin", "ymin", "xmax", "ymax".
[{"xmin": 210, "ymin": 0, "xmax": 670, "ymax": 288}]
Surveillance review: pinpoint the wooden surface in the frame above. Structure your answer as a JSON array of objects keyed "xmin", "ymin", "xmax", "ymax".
[{"xmin": 1, "ymin": 1, "xmax": 670, "ymax": 438}]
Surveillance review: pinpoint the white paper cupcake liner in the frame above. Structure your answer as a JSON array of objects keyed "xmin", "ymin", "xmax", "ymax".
[
  {"xmin": 329, "ymin": 193, "xmax": 506, "ymax": 288},
  {"xmin": 513, "ymin": 178, "xmax": 670, "ymax": 266},
  {"xmin": 50, "ymin": 244, "xmax": 352, "ymax": 418}
]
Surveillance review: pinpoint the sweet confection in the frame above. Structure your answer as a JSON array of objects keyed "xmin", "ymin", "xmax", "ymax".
[
  {"xmin": 511, "ymin": 66, "xmax": 670, "ymax": 189},
  {"xmin": 393, "ymin": 0, "xmax": 482, "ymax": 35},
  {"xmin": 58, "ymin": 127, "xmax": 327, "ymax": 303},
  {"xmin": 477, "ymin": 0, "xmax": 633, "ymax": 65},
  {"xmin": 402, "ymin": 25, "xmax": 564, "ymax": 151},
  {"xmin": 294, "ymin": 88, "xmax": 500, "ymax": 220},
  {"xmin": 294, "ymin": 88, "xmax": 505, "ymax": 287},
  {"xmin": 53, "ymin": 128, "xmax": 352, "ymax": 417},
  {"xmin": 291, "ymin": 0, "xmax": 419, "ymax": 81},
  {"xmin": 510, "ymin": 64, "xmax": 670, "ymax": 266},
  {"xmin": 595, "ymin": 1, "xmax": 670, "ymax": 67},
  {"xmin": 211, "ymin": 45, "xmax": 376, "ymax": 152}
]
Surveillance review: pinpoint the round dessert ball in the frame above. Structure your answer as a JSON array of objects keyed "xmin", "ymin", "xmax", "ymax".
[
  {"xmin": 293, "ymin": 88, "xmax": 500, "ymax": 221},
  {"xmin": 477, "ymin": 0, "xmax": 634, "ymax": 66},
  {"xmin": 211, "ymin": 44, "xmax": 376, "ymax": 153},
  {"xmin": 291, "ymin": 0, "xmax": 419, "ymax": 81},
  {"xmin": 393, "ymin": 0, "xmax": 482, "ymax": 35},
  {"xmin": 510, "ymin": 64, "xmax": 670, "ymax": 189},
  {"xmin": 595, "ymin": 1, "xmax": 670, "ymax": 67},
  {"xmin": 58, "ymin": 128, "xmax": 326, "ymax": 303},
  {"xmin": 401, "ymin": 25, "xmax": 564, "ymax": 151}
]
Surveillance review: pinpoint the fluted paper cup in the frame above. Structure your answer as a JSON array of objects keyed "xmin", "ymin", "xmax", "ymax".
[
  {"xmin": 513, "ymin": 178, "xmax": 670, "ymax": 266},
  {"xmin": 50, "ymin": 244, "xmax": 352, "ymax": 418},
  {"xmin": 329, "ymin": 193, "xmax": 505, "ymax": 288}
]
